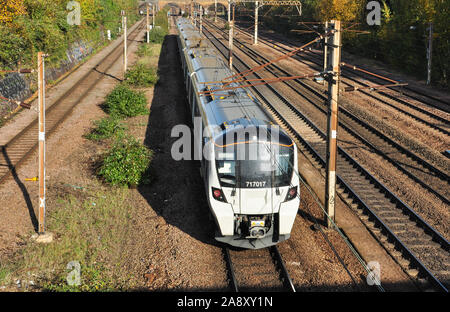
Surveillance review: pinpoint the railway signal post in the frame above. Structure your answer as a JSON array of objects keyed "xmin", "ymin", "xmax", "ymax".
[{"xmin": 325, "ymin": 20, "xmax": 341, "ymax": 229}]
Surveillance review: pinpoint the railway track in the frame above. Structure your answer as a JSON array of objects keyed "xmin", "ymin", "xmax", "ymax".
[
  {"xmin": 223, "ymin": 246, "xmax": 296, "ymax": 292},
  {"xmin": 229, "ymin": 18, "xmax": 450, "ymax": 136},
  {"xmin": 202, "ymin": 20, "xmax": 449, "ymax": 292},
  {"xmin": 205, "ymin": 19, "xmax": 450, "ymax": 206},
  {"xmin": 0, "ymin": 19, "xmax": 145, "ymax": 184}
]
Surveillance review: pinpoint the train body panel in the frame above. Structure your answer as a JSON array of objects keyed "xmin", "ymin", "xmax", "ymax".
[{"xmin": 176, "ymin": 18, "xmax": 300, "ymax": 249}]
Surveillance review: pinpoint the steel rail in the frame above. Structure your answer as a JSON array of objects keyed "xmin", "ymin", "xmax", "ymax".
[
  {"xmin": 205, "ymin": 18, "xmax": 450, "ymax": 205},
  {"xmin": 0, "ymin": 19, "xmax": 146, "ymax": 185},
  {"xmin": 202, "ymin": 22, "xmax": 449, "ymax": 292},
  {"xmin": 229, "ymin": 18, "xmax": 450, "ymax": 130}
]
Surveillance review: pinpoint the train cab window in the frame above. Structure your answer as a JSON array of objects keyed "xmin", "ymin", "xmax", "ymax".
[{"xmin": 215, "ymin": 143, "xmax": 293, "ymax": 188}]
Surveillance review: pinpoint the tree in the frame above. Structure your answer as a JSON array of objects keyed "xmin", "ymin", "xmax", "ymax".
[{"xmin": 0, "ymin": 0, "xmax": 27, "ymax": 23}]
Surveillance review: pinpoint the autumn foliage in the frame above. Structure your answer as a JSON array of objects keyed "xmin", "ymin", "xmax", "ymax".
[
  {"xmin": 255, "ymin": 0, "xmax": 449, "ymax": 88},
  {"xmin": 0, "ymin": 0, "xmax": 140, "ymax": 71},
  {"xmin": 0, "ymin": 0, "xmax": 27, "ymax": 23}
]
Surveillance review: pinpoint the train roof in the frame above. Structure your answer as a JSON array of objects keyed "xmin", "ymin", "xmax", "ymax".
[{"xmin": 177, "ymin": 18, "xmax": 279, "ymax": 137}]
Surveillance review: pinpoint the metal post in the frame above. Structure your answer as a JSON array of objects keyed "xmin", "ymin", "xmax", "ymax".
[
  {"xmin": 254, "ymin": 1, "xmax": 258, "ymax": 45},
  {"xmin": 199, "ymin": 6, "xmax": 203, "ymax": 35},
  {"xmin": 215, "ymin": 0, "xmax": 217, "ymax": 23},
  {"xmin": 194, "ymin": 5, "xmax": 197, "ymax": 27},
  {"xmin": 123, "ymin": 16, "xmax": 127, "ymax": 74},
  {"xmin": 152, "ymin": 4, "xmax": 155, "ymax": 28},
  {"xmin": 229, "ymin": 3, "xmax": 234, "ymax": 69},
  {"xmin": 146, "ymin": 5, "xmax": 150, "ymax": 43},
  {"xmin": 228, "ymin": 0, "xmax": 231, "ymax": 23},
  {"xmin": 427, "ymin": 22, "xmax": 433, "ymax": 85},
  {"xmin": 325, "ymin": 20, "xmax": 341, "ymax": 229},
  {"xmin": 323, "ymin": 21, "xmax": 328, "ymax": 85},
  {"xmin": 37, "ymin": 51, "xmax": 46, "ymax": 234},
  {"xmin": 324, "ymin": 21, "xmax": 328, "ymax": 71}
]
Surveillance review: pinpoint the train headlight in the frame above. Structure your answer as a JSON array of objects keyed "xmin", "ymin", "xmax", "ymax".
[
  {"xmin": 285, "ymin": 186, "xmax": 297, "ymax": 201},
  {"xmin": 212, "ymin": 187, "xmax": 227, "ymax": 203}
]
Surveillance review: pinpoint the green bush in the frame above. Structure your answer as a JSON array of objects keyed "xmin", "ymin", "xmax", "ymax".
[
  {"xmin": 136, "ymin": 44, "xmax": 153, "ymax": 57},
  {"xmin": 99, "ymin": 136, "xmax": 153, "ymax": 186},
  {"xmin": 125, "ymin": 63, "xmax": 158, "ymax": 87},
  {"xmin": 85, "ymin": 116, "xmax": 125, "ymax": 141},
  {"xmin": 104, "ymin": 85, "xmax": 148, "ymax": 118},
  {"xmin": 148, "ymin": 27, "xmax": 167, "ymax": 44}
]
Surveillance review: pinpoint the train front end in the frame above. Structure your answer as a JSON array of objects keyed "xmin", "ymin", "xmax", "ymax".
[{"xmin": 207, "ymin": 124, "xmax": 300, "ymax": 249}]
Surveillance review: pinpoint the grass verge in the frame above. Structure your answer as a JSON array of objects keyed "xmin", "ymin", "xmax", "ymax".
[{"xmin": 0, "ymin": 187, "xmax": 138, "ymax": 291}]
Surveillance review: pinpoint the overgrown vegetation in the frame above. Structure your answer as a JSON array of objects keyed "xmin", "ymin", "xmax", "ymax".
[
  {"xmin": 136, "ymin": 43, "xmax": 153, "ymax": 57},
  {"xmin": 0, "ymin": 23, "xmax": 163, "ymax": 292},
  {"xmin": 84, "ymin": 116, "xmax": 125, "ymax": 141},
  {"xmin": 148, "ymin": 27, "xmax": 167, "ymax": 43},
  {"xmin": 248, "ymin": 0, "xmax": 449, "ymax": 88},
  {"xmin": 125, "ymin": 63, "xmax": 158, "ymax": 87},
  {"xmin": 0, "ymin": 0, "xmax": 140, "ymax": 71},
  {"xmin": 98, "ymin": 136, "xmax": 152, "ymax": 187},
  {"xmin": 104, "ymin": 84, "xmax": 148, "ymax": 118},
  {"xmin": 0, "ymin": 188, "xmax": 139, "ymax": 291}
]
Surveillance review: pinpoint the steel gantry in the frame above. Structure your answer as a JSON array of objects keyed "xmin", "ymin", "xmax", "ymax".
[{"xmin": 221, "ymin": 1, "xmax": 302, "ymax": 45}]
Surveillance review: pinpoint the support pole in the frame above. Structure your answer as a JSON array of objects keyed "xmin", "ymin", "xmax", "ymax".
[
  {"xmin": 123, "ymin": 16, "xmax": 127, "ymax": 74},
  {"xmin": 199, "ymin": 6, "xmax": 203, "ymax": 35},
  {"xmin": 427, "ymin": 22, "xmax": 433, "ymax": 85},
  {"xmin": 194, "ymin": 4, "xmax": 197, "ymax": 27},
  {"xmin": 146, "ymin": 5, "xmax": 150, "ymax": 43},
  {"xmin": 325, "ymin": 20, "xmax": 341, "ymax": 229},
  {"xmin": 152, "ymin": 4, "xmax": 155, "ymax": 28},
  {"xmin": 254, "ymin": 1, "xmax": 258, "ymax": 45},
  {"xmin": 228, "ymin": 0, "xmax": 231, "ymax": 23},
  {"xmin": 215, "ymin": 0, "xmax": 217, "ymax": 23},
  {"xmin": 323, "ymin": 21, "xmax": 328, "ymax": 85},
  {"xmin": 229, "ymin": 3, "xmax": 234, "ymax": 69},
  {"xmin": 37, "ymin": 51, "xmax": 46, "ymax": 234}
]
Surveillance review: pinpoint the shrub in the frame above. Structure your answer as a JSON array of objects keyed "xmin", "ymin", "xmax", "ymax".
[
  {"xmin": 98, "ymin": 136, "xmax": 153, "ymax": 187},
  {"xmin": 125, "ymin": 63, "xmax": 158, "ymax": 87},
  {"xmin": 104, "ymin": 84, "xmax": 148, "ymax": 118},
  {"xmin": 85, "ymin": 116, "xmax": 125, "ymax": 141},
  {"xmin": 148, "ymin": 27, "xmax": 167, "ymax": 44},
  {"xmin": 136, "ymin": 43, "xmax": 153, "ymax": 57}
]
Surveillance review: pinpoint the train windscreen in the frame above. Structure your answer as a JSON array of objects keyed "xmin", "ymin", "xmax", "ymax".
[{"xmin": 215, "ymin": 143, "xmax": 294, "ymax": 188}]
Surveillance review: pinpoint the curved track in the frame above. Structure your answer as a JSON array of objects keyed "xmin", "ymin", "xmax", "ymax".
[
  {"xmin": 0, "ymin": 19, "xmax": 145, "ymax": 184},
  {"xmin": 202, "ymin": 20, "xmax": 449, "ymax": 292}
]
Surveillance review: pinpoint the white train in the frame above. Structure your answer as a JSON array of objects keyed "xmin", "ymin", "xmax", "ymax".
[{"xmin": 176, "ymin": 18, "xmax": 300, "ymax": 249}]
